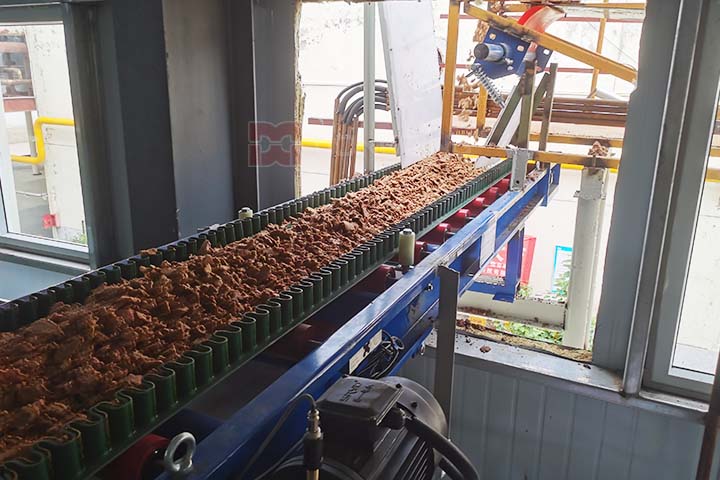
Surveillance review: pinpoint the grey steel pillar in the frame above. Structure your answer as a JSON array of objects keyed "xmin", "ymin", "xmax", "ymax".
[
  {"xmin": 363, "ymin": 2, "xmax": 376, "ymax": 173},
  {"xmin": 434, "ymin": 265, "xmax": 460, "ymax": 430}
]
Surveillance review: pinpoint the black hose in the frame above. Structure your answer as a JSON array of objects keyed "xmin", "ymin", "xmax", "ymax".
[
  {"xmin": 235, "ymin": 393, "xmax": 316, "ymax": 480},
  {"xmin": 404, "ymin": 416, "xmax": 479, "ymax": 480},
  {"xmin": 439, "ymin": 457, "xmax": 464, "ymax": 480}
]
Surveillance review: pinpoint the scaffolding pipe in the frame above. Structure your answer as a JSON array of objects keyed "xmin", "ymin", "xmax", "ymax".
[{"xmin": 363, "ymin": 2, "xmax": 376, "ymax": 173}]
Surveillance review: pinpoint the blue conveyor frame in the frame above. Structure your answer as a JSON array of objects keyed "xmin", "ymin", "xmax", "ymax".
[{"xmin": 159, "ymin": 163, "xmax": 560, "ymax": 479}]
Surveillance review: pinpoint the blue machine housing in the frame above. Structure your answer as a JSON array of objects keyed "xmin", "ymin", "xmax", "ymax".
[{"xmin": 474, "ymin": 27, "xmax": 554, "ymax": 79}]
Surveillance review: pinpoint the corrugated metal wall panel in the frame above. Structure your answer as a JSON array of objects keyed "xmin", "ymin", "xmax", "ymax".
[{"xmin": 401, "ymin": 353, "xmax": 713, "ymax": 480}]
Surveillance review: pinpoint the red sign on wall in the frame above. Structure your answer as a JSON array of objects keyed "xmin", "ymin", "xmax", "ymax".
[{"xmin": 480, "ymin": 236, "xmax": 537, "ymax": 284}]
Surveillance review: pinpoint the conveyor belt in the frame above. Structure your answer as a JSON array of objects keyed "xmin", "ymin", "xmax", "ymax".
[{"xmin": 0, "ymin": 157, "xmax": 512, "ymax": 480}]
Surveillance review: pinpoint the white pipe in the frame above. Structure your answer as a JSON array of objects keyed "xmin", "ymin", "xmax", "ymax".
[
  {"xmin": 563, "ymin": 167, "xmax": 608, "ymax": 349},
  {"xmin": 363, "ymin": 2, "xmax": 376, "ymax": 173}
]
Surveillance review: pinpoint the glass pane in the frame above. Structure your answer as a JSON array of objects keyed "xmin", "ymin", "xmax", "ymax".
[
  {"xmin": 0, "ymin": 24, "xmax": 86, "ymax": 245},
  {"xmin": 673, "ymin": 104, "xmax": 720, "ymax": 375}
]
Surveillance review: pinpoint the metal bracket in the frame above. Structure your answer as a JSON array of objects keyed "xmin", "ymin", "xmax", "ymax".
[
  {"xmin": 509, "ymin": 147, "xmax": 532, "ymax": 191},
  {"xmin": 433, "ymin": 265, "xmax": 460, "ymax": 432}
]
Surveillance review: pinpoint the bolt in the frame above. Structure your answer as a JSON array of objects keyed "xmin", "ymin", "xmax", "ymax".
[
  {"xmin": 396, "ymin": 383, "xmax": 403, "ymax": 389},
  {"xmin": 425, "ymin": 283, "xmax": 434, "ymax": 291},
  {"xmin": 411, "ymin": 401, "xmax": 418, "ymax": 409}
]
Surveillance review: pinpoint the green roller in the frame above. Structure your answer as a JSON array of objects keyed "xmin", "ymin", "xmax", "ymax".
[
  {"xmin": 224, "ymin": 223, "xmax": 236, "ymax": 244},
  {"xmin": 71, "ymin": 410, "xmax": 110, "ymax": 463},
  {"xmin": 206, "ymin": 230, "xmax": 218, "ymax": 247},
  {"xmin": 125, "ymin": 382, "xmax": 157, "ymax": 428},
  {"xmin": 96, "ymin": 395, "xmax": 134, "ymax": 445},
  {"xmin": 334, "ymin": 259, "xmax": 349, "ymax": 286},
  {"xmin": 144, "ymin": 368, "xmax": 178, "ymax": 411},
  {"xmin": 188, "ymin": 345, "xmax": 213, "ymax": 387},
  {"xmin": 239, "ymin": 316, "xmax": 257, "ymax": 351},
  {"xmin": 299, "ymin": 280, "xmax": 313, "ymax": 314},
  {"xmin": 215, "ymin": 227, "xmax": 227, "ymax": 246},
  {"xmin": 241, "ymin": 217, "xmax": 254, "ymax": 237},
  {"xmin": 39, "ymin": 431, "xmax": 82, "ymax": 480},
  {"xmin": 206, "ymin": 335, "xmax": 230, "ymax": 373},
  {"xmin": 5, "ymin": 450, "xmax": 51, "ymax": 480},
  {"xmin": 187, "ymin": 238, "xmax": 198, "ymax": 255},
  {"xmin": 265, "ymin": 301, "xmax": 282, "ymax": 333},
  {"xmin": 286, "ymin": 287, "xmax": 304, "ymax": 320},
  {"xmin": 309, "ymin": 275, "xmax": 323, "ymax": 304},
  {"xmin": 274, "ymin": 293, "xmax": 293, "ymax": 326},
  {"xmin": 161, "ymin": 246, "xmax": 176, "ymax": 262},
  {"xmin": 167, "ymin": 357, "xmax": 197, "ymax": 399},
  {"xmin": 217, "ymin": 324, "xmax": 243, "ymax": 362},
  {"xmin": 327, "ymin": 264, "xmax": 341, "ymax": 292},
  {"xmin": 248, "ymin": 309, "xmax": 270, "ymax": 343},
  {"xmin": 117, "ymin": 261, "xmax": 136, "ymax": 280}
]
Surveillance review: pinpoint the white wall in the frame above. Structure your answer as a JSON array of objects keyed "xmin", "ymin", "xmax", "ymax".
[
  {"xmin": 24, "ymin": 24, "xmax": 85, "ymax": 242},
  {"xmin": 403, "ymin": 350, "xmax": 716, "ymax": 480}
]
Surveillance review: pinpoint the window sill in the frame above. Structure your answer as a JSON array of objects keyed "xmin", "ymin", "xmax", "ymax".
[
  {"xmin": 0, "ymin": 247, "xmax": 89, "ymax": 277},
  {"xmin": 423, "ymin": 330, "xmax": 708, "ymax": 423}
]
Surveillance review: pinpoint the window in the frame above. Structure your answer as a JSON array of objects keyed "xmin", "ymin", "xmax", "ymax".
[
  {"xmin": 0, "ymin": 14, "xmax": 87, "ymax": 261},
  {"xmin": 645, "ymin": 102, "xmax": 720, "ymax": 398}
]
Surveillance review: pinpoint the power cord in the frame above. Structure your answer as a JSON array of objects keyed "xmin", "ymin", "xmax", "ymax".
[
  {"xmin": 235, "ymin": 393, "xmax": 317, "ymax": 480},
  {"xmin": 355, "ymin": 331, "xmax": 404, "ymax": 379}
]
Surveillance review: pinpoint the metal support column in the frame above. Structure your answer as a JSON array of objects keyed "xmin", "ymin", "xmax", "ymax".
[
  {"xmin": 563, "ymin": 167, "xmax": 608, "ymax": 349},
  {"xmin": 494, "ymin": 229, "xmax": 524, "ymax": 302},
  {"xmin": 363, "ymin": 2, "xmax": 375, "ymax": 173},
  {"xmin": 434, "ymin": 265, "xmax": 460, "ymax": 428},
  {"xmin": 24, "ymin": 111, "xmax": 39, "ymax": 175},
  {"xmin": 440, "ymin": 0, "xmax": 461, "ymax": 150},
  {"xmin": 538, "ymin": 63, "xmax": 557, "ymax": 159},
  {"xmin": 516, "ymin": 60, "xmax": 536, "ymax": 149}
]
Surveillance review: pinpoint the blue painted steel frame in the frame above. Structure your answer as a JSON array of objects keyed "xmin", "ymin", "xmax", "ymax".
[
  {"xmin": 163, "ymin": 164, "xmax": 560, "ymax": 479},
  {"xmin": 469, "ymin": 165, "xmax": 560, "ymax": 299}
]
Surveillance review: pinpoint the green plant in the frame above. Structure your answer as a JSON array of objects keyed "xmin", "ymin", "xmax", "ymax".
[
  {"xmin": 71, "ymin": 231, "xmax": 87, "ymax": 245},
  {"xmin": 492, "ymin": 319, "xmax": 563, "ymax": 344},
  {"xmin": 516, "ymin": 283, "xmax": 533, "ymax": 300},
  {"xmin": 553, "ymin": 257, "xmax": 572, "ymax": 301}
]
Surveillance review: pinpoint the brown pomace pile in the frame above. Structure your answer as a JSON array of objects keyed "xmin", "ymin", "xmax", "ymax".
[{"xmin": 0, "ymin": 152, "xmax": 482, "ymax": 462}]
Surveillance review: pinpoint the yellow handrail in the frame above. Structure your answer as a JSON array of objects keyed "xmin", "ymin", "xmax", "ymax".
[{"xmin": 11, "ymin": 116, "xmax": 75, "ymax": 165}]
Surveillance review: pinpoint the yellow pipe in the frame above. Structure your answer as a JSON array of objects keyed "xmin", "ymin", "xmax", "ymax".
[
  {"xmin": 589, "ymin": 0, "xmax": 609, "ymax": 97},
  {"xmin": 11, "ymin": 116, "xmax": 75, "ymax": 165},
  {"xmin": 441, "ymin": 0, "xmax": 462, "ymax": 149},
  {"xmin": 302, "ymin": 138, "xmax": 396, "ymax": 155}
]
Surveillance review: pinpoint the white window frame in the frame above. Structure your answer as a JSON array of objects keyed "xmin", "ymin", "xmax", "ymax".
[
  {"xmin": 641, "ymin": 0, "xmax": 720, "ymax": 400},
  {"xmin": 0, "ymin": 4, "xmax": 89, "ymax": 263}
]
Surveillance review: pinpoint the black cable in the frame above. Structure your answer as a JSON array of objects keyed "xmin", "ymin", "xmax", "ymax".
[
  {"xmin": 439, "ymin": 457, "xmax": 464, "ymax": 480},
  {"xmin": 235, "ymin": 393, "xmax": 316, "ymax": 480},
  {"xmin": 404, "ymin": 416, "xmax": 479, "ymax": 480},
  {"xmin": 355, "ymin": 331, "xmax": 404, "ymax": 379}
]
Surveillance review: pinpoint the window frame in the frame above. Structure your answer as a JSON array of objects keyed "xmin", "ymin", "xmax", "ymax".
[
  {"xmin": 0, "ymin": 2, "xmax": 90, "ymax": 263},
  {"xmin": 644, "ymin": 112, "xmax": 720, "ymax": 399},
  {"xmin": 640, "ymin": 0, "xmax": 720, "ymax": 400}
]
